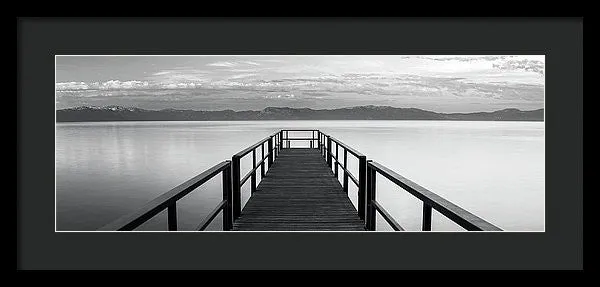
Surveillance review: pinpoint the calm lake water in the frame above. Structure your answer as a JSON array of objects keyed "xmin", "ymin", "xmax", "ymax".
[{"xmin": 56, "ymin": 121, "xmax": 544, "ymax": 231}]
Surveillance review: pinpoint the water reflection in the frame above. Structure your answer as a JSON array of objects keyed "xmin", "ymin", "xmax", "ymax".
[{"xmin": 56, "ymin": 121, "xmax": 544, "ymax": 231}]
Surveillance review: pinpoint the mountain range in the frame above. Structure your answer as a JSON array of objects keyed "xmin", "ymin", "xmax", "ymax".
[{"xmin": 56, "ymin": 105, "xmax": 544, "ymax": 122}]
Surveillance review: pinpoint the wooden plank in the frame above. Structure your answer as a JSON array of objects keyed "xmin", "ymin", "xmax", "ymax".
[{"xmin": 233, "ymin": 148, "xmax": 365, "ymax": 231}]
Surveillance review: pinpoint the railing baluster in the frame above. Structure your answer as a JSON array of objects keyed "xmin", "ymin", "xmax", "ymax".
[
  {"xmin": 168, "ymin": 202, "xmax": 177, "ymax": 231},
  {"xmin": 261, "ymin": 143, "xmax": 265, "ymax": 178},
  {"xmin": 286, "ymin": 131, "xmax": 290, "ymax": 148},
  {"xmin": 319, "ymin": 132, "xmax": 323, "ymax": 156},
  {"xmin": 232, "ymin": 155, "xmax": 241, "ymax": 219},
  {"xmin": 274, "ymin": 134, "xmax": 278, "ymax": 157},
  {"xmin": 358, "ymin": 156, "xmax": 367, "ymax": 221},
  {"xmin": 223, "ymin": 163, "xmax": 233, "ymax": 230},
  {"xmin": 422, "ymin": 202, "xmax": 432, "ymax": 231},
  {"xmin": 325, "ymin": 134, "xmax": 328, "ymax": 158},
  {"xmin": 268, "ymin": 136, "xmax": 273, "ymax": 166},
  {"xmin": 251, "ymin": 149, "xmax": 257, "ymax": 194},
  {"xmin": 343, "ymin": 149, "xmax": 348, "ymax": 194},
  {"xmin": 318, "ymin": 131, "xmax": 321, "ymax": 152},
  {"xmin": 335, "ymin": 143, "xmax": 339, "ymax": 178},
  {"xmin": 366, "ymin": 162, "xmax": 376, "ymax": 231},
  {"xmin": 321, "ymin": 133, "xmax": 324, "ymax": 157},
  {"xmin": 327, "ymin": 136, "xmax": 332, "ymax": 168},
  {"xmin": 279, "ymin": 130, "xmax": 283, "ymax": 150}
]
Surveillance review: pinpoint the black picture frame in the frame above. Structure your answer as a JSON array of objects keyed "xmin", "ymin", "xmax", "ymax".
[{"xmin": 17, "ymin": 17, "xmax": 583, "ymax": 270}]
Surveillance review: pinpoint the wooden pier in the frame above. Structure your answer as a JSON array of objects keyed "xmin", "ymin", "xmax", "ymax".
[
  {"xmin": 99, "ymin": 129, "xmax": 501, "ymax": 232},
  {"xmin": 233, "ymin": 148, "xmax": 364, "ymax": 231}
]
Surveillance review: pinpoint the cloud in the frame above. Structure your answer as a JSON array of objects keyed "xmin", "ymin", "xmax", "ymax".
[
  {"xmin": 493, "ymin": 59, "xmax": 544, "ymax": 75},
  {"xmin": 56, "ymin": 82, "xmax": 89, "ymax": 90},
  {"xmin": 255, "ymin": 59, "xmax": 286, "ymax": 63},
  {"xmin": 96, "ymin": 80, "xmax": 149, "ymax": 90},
  {"xmin": 241, "ymin": 61, "xmax": 261, "ymax": 66},
  {"xmin": 56, "ymin": 80, "xmax": 150, "ymax": 91},
  {"xmin": 152, "ymin": 71, "xmax": 171, "ymax": 76},
  {"xmin": 56, "ymin": 79, "xmax": 203, "ymax": 91},
  {"xmin": 161, "ymin": 82, "xmax": 200, "ymax": 89},
  {"xmin": 207, "ymin": 61, "xmax": 238, "ymax": 68},
  {"xmin": 416, "ymin": 55, "xmax": 516, "ymax": 62},
  {"xmin": 207, "ymin": 60, "xmax": 262, "ymax": 68},
  {"xmin": 229, "ymin": 73, "xmax": 257, "ymax": 79}
]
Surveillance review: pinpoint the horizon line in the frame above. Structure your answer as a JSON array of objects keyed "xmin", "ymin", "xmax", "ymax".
[{"xmin": 56, "ymin": 104, "xmax": 544, "ymax": 114}]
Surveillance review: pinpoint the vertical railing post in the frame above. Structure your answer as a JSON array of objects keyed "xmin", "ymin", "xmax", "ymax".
[
  {"xmin": 232, "ymin": 155, "xmax": 241, "ymax": 219},
  {"xmin": 286, "ymin": 131, "xmax": 290, "ymax": 148},
  {"xmin": 279, "ymin": 130, "xmax": 283, "ymax": 150},
  {"xmin": 334, "ymin": 143, "xmax": 339, "ymax": 178},
  {"xmin": 268, "ymin": 136, "xmax": 273, "ymax": 166},
  {"xmin": 319, "ymin": 132, "xmax": 323, "ymax": 156},
  {"xmin": 251, "ymin": 149, "xmax": 257, "ymax": 194},
  {"xmin": 366, "ymin": 161, "xmax": 376, "ymax": 231},
  {"xmin": 317, "ymin": 131, "xmax": 321, "ymax": 152},
  {"xmin": 222, "ymin": 162, "xmax": 233, "ymax": 231},
  {"xmin": 358, "ymin": 156, "xmax": 367, "ymax": 221},
  {"xmin": 365, "ymin": 164, "xmax": 371, "ymax": 230},
  {"xmin": 327, "ymin": 136, "xmax": 332, "ymax": 168},
  {"xmin": 261, "ymin": 143, "xmax": 265, "ymax": 178},
  {"xmin": 322, "ymin": 133, "xmax": 326, "ymax": 158},
  {"xmin": 343, "ymin": 149, "xmax": 348, "ymax": 194},
  {"xmin": 320, "ymin": 133, "xmax": 324, "ymax": 157},
  {"xmin": 422, "ymin": 203, "xmax": 432, "ymax": 231},
  {"xmin": 168, "ymin": 202, "xmax": 177, "ymax": 231},
  {"xmin": 323, "ymin": 134, "xmax": 326, "ymax": 158},
  {"xmin": 274, "ymin": 134, "xmax": 278, "ymax": 157}
]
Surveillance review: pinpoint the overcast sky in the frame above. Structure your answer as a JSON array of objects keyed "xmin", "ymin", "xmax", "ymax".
[{"xmin": 55, "ymin": 55, "xmax": 544, "ymax": 112}]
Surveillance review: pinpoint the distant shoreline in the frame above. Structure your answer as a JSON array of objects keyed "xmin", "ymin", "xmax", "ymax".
[
  {"xmin": 56, "ymin": 105, "xmax": 544, "ymax": 122},
  {"xmin": 56, "ymin": 119, "xmax": 545, "ymax": 123}
]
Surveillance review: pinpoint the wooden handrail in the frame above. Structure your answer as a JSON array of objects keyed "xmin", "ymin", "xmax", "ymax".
[
  {"xmin": 328, "ymin": 136, "xmax": 365, "ymax": 158},
  {"xmin": 366, "ymin": 161, "xmax": 502, "ymax": 231},
  {"xmin": 98, "ymin": 160, "xmax": 232, "ymax": 231},
  {"xmin": 234, "ymin": 131, "xmax": 279, "ymax": 158},
  {"xmin": 232, "ymin": 131, "xmax": 283, "ymax": 219},
  {"xmin": 372, "ymin": 201, "xmax": 404, "ymax": 231},
  {"xmin": 321, "ymin": 132, "xmax": 367, "ymax": 219},
  {"xmin": 197, "ymin": 200, "xmax": 227, "ymax": 231},
  {"xmin": 328, "ymin": 150, "xmax": 359, "ymax": 186}
]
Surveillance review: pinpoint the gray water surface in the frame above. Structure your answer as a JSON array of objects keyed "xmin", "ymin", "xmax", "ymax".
[{"xmin": 56, "ymin": 121, "xmax": 544, "ymax": 231}]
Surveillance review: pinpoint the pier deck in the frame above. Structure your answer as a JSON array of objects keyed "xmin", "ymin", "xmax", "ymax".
[{"xmin": 233, "ymin": 148, "xmax": 364, "ymax": 231}]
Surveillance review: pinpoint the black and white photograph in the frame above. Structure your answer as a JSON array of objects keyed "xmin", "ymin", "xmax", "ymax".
[
  {"xmin": 55, "ymin": 55, "xmax": 545, "ymax": 232},
  {"xmin": 18, "ymin": 17, "xmax": 583, "ymax": 271}
]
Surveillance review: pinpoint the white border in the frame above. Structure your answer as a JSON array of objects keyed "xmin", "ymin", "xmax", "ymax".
[{"xmin": 55, "ymin": 55, "xmax": 546, "ymax": 233}]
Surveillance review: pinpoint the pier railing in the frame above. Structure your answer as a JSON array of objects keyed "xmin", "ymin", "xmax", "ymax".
[
  {"xmin": 100, "ymin": 128, "xmax": 501, "ymax": 231},
  {"xmin": 319, "ymin": 131, "xmax": 367, "ymax": 220},
  {"xmin": 365, "ymin": 160, "xmax": 502, "ymax": 231},
  {"xmin": 231, "ymin": 131, "xmax": 280, "ymax": 219},
  {"xmin": 98, "ymin": 160, "xmax": 233, "ymax": 231}
]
